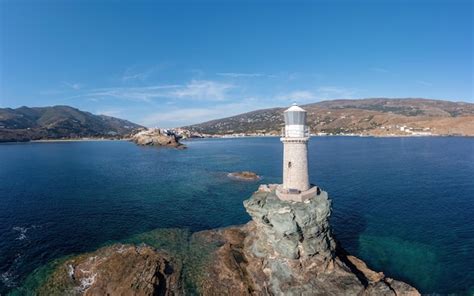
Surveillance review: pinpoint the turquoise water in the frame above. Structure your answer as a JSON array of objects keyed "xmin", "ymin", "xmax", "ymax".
[{"xmin": 0, "ymin": 137, "xmax": 473, "ymax": 295}]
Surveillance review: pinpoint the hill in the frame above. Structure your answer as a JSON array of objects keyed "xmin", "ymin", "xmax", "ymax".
[
  {"xmin": 0, "ymin": 106, "xmax": 143, "ymax": 142},
  {"xmin": 184, "ymin": 98, "xmax": 474, "ymax": 136}
]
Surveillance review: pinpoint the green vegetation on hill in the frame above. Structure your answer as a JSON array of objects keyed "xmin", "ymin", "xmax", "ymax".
[{"xmin": 0, "ymin": 106, "xmax": 143, "ymax": 142}]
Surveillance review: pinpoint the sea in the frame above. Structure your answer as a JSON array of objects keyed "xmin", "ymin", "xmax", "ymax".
[{"xmin": 0, "ymin": 137, "xmax": 473, "ymax": 295}]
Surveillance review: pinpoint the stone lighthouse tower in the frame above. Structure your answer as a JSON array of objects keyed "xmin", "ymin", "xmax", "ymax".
[{"xmin": 276, "ymin": 104, "xmax": 318, "ymax": 202}]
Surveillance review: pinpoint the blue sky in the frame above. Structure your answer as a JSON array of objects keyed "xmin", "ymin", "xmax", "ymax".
[{"xmin": 1, "ymin": 0, "xmax": 472, "ymax": 127}]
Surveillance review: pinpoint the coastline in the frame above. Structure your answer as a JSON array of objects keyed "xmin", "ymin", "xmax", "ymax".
[
  {"xmin": 183, "ymin": 134, "xmax": 473, "ymax": 140},
  {"xmin": 31, "ymin": 138, "xmax": 129, "ymax": 143},
  {"xmin": 1, "ymin": 134, "xmax": 472, "ymax": 145},
  {"xmin": 0, "ymin": 138, "xmax": 130, "ymax": 144}
]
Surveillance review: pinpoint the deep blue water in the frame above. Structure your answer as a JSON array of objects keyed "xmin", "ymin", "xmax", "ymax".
[{"xmin": 0, "ymin": 137, "xmax": 473, "ymax": 295}]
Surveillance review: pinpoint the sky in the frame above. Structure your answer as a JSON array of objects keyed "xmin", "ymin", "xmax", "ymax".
[{"xmin": 0, "ymin": 0, "xmax": 472, "ymax": 127}]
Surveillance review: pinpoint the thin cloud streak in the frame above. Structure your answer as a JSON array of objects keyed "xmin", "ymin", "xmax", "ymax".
[
  {"xmin": 121, "ymin": 65, "xmax": 162, "ymax": 82},
  {"xmin": 370, "ymin": 67, "xmax": 390, "ymax": 73},
  {"xmin": 76, "ymin": 85, "xmax": 180, "ymax": 102},
  {"xmin": 169, "ymin": 80, "xmax": 234, "ymax": 101},
  {"xmin": 416, "ymin": 80, "xmax": 433, "ymax": 87},
  {"xmin": 96, "ymin": 109, "xmax": 123, "ymax": 117},
  {"xmin": 141, "ymin": 101, "xmax": 267, "ymax": 128},
  {"xmin": 72, "ymin": 80, "xmax": 234, "ymax": 102},
  {"xmin": 63, "ymin": 82, "xmax": 82, "ymax": 90},
  {"xmin": 275, "ymin": 86, "xmax": 358, "ymax": 104},
  {"xmin": 217, "ymin": 72, "xmax": 265, "ymax": 78},
  {"xmin": 275, "ymin": 90, "xmax": 318, "ymax": 103},
  {"xmin": 316, "ymin": 86, "xmax": 358, "ymax": 99}
]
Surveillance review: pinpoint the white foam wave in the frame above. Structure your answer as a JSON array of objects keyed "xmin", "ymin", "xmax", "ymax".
[
  {"xmin": 12, "ymin": 225, "xmax": 40, "ymax": 241},
  {"xmin": 75, "ymin": 272, "xmax": 97, "ymax": 293},
  {"xmin": 0, "ymin": 271, "xmax": 17, "ymax": 288},
  {"xmin": 12, "ymin": 226, "xmax": 28, "ymax": 240},
  {"xmin": 67, "ymin": 264, "xmax": 75, "ymax": 279}
]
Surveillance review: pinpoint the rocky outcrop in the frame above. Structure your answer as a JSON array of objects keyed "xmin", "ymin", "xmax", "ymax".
[
  {"xmin": 37, "ymin": 244, "xmax": 181, "ymax": 296},
  {"xmin": 228, "ymin": 171, "xmax": 260, "ymax": 181},
  {"xmin": 131, "ymin": 128, "xmax": 185, "ymax": 148},
  {"xmin": 196, "ymin": 185, "xmax": 420, "ymax": 296}
]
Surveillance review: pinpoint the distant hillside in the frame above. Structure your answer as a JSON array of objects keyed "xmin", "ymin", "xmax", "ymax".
[
  {"xmin": 0, "ymin": 106, "xmax": 143, "ymax": 142},
  {"xmin": 184, "ymin": 98, "xmax": 474, "ymax": 136}
]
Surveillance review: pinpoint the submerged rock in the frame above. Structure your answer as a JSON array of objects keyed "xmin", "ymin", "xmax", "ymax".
[
  {"xmin": 131, "ymin": 128, "xmax": 185, "ymax": 149},
  {"xmin": 228, "ymin": 171, "xmax": 260, "ymax": 181}
]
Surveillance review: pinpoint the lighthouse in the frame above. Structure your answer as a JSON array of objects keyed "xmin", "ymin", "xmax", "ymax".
[{"xmin": 276, "ymin": 104, "xmax": 318, "ymax": 202}]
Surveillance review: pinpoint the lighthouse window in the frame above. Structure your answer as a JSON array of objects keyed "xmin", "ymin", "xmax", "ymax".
[{"xmin": 288, "ymin": 161, "xmax": 292, "ymax": 168}]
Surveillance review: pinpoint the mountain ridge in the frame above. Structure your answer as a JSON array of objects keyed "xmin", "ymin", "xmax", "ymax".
[
  {"xmin": 184, "ymin": 98, "xmax": 474, "ymax": 136},
  {"xmin": 0, "ymin": 105, "xmax": 143, "ymax": 142}
]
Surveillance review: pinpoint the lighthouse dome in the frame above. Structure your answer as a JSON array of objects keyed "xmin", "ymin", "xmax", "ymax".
[
  {"xmin": 282, "ymin": 104, "xmax": 309, "ymax": 138},
  {"xmin": 284, "ymin": 104, "xmax": 307, "ymax": 126},
  {"xmin": 285, "ymin": 104, "xmax": 306, "ymax": 113}
]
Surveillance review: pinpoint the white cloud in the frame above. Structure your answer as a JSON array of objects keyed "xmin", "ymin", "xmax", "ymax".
[
  {"xmin": 276, "ymin": 90, "xmax": 318, "ymax": 103},
  {"xmin": 416, "ymin": 80, "xmax": 432, "ymax": 87},
  {"xmin": 169, "ymin": 80, "xmax": 234, "ymax": 101},
  {"xmin": 78, "ymin": 85, "xmax": 180, "ymax": 102},
  {"xmin": 370, "ymin": 67, "xmax": 390, "ymax": 73},
  {"xmin": 122, "ymin": 72, "xmax": 149, "ymax": 81},
  {"xmin": 217, "ymin": 72, "xmax": 265, "ymax": 78},
  {"xmin": 39, "ymin": 89, "xmax": 64, "ymax": 96},
  {"xmin": 74, "ymin": 80, "xmax": 233, "ymax": 102},
  {"xmin": 96, "ymin": 109, "xmax": 123, "ymax": 117},
  {"xmin": 141, "ymin": 102, "xmax": 264, "ymax": 128},
  {"xmin": 63, "ymin": 82, "xmax": 82, "ymax": 90},
  {"xmin": 275, "ymin": 86, "xmax": 358, "ymax": 104},
  {"xmin": 316, "ymin": 86, "xmax": 358, "ymax": 99},
  {"xmin": 121, "ymin": 65, "xmax": 161, "ymax": 82}
]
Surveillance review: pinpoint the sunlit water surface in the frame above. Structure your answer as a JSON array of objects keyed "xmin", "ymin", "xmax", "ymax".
[{"xmin": 0, "ymin": 137, "xmax": 473, "ymax": 295}]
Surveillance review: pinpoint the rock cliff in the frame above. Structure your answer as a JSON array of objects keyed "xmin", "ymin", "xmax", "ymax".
[{"xmin": 32, "ymin": 185, "xmax": 419, "ymax": 295}]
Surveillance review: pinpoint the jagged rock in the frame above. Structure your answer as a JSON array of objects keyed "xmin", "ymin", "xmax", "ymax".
[
  {"xmin": 228, "ymin": 171, "xmax": 260, "ymax": 181},
  {"xmin": 37, "ymin": 244, "xmax": 182, "ymax": 296},
  {"xmin": 244, "ymin": 185, "xmax": 335, "ymax": 260},
  {"xmin": 131, "ymin": 128, "xmax": 185, "ymax": 148},
  {"xmin": 196, "ymin": 186, "xmax": 420, "ymax": 296}
]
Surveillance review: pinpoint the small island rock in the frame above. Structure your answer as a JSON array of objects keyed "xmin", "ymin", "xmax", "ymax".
[
  {"xmin": 132, "ymin": 128, "xmax": 185, "ymax": 149},
  {"xmin": 228, "ymin": 171, "xmax": 260, "ymax": 181}
]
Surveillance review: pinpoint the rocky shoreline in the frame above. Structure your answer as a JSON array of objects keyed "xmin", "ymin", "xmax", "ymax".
[{"xmin": 24, "ymin": 185, "xmax": 419, "ymax": 296}]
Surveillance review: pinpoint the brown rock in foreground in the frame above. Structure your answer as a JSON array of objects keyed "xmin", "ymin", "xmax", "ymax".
[
  {"xmin": 195, "ymin": 225, "xmax": 419, "ymax": 295},
  {"xmin": 38, "ymin": 244, "xmax": 182, "ymax": 296}
]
